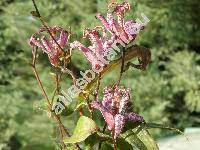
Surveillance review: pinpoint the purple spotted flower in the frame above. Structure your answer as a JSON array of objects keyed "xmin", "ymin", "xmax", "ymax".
[
  {"xmin": 96, "ymin": 0, "xmax": 144, "ymax": 42},
  {"xmin": 70, "ymin": 1, "xmax": 145, "ymax": 69},
  {"xmin": 91, "ymin": 86, "xmax": 144, "ymax": 140},
  {"xmin": 70, "ymin": 27, "xmax": 115, "ymax": 69},
  {"xmin": 29, "ymin": 26, "xmax": 69, "ymax": 66}
]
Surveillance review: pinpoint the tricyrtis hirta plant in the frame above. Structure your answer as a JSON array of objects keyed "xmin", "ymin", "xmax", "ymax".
[
  {"xmin": 91, "ymin": 86, "xmax": 144, "ymax": 140},
  {"xmin": 29, "ymin": 0, "xmax": 182, "ymax": 149}
]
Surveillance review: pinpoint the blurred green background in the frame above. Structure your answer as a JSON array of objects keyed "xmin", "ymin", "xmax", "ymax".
[{"xmin": 0, "ymin": 0, "xmax": 199, "ymax": 149}]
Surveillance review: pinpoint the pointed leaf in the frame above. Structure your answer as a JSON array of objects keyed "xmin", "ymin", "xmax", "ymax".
[
  {"xmin": 64, "ymin": 116, "xmax": 99, "ymax": 144},
  {"xmin": 146, "ymin": 123, "xmax": 183, "ymax": 134},
  {"xmin": 121, "ymin": 125, "xmax": 159, "ymax": 150}
]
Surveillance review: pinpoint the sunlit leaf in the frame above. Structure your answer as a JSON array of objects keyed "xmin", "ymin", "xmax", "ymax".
[
  {"xmin": 121, "ymin": 125, "xmax": 159, "ymax": 150},
  {"xmin": 64, "ymin": 116, "xmax": 99, "ymax": 144},
  {"xmin": 146, "ymin": 123, "xmax": 183, "ymax": 134},
  {"xmin": 64, "ymin": 146, "xmax": 79, "ymax": 150}
]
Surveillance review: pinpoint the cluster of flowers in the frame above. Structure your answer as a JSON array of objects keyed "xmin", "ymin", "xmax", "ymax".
[
  {"xmin": 29, "ymin": 0, "xmax": 145, "ymax": 140},
  {"xmin": 29, "ymin": 0, "xmax": 144, "ymax": 69},
  {"xmin": 71, "ymin": 0, "xmax": 144, "ymax": 69}
]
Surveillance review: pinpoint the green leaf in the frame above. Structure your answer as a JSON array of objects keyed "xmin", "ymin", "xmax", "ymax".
[
  {"xmin": 85, "ymin": 133, "xmax": 101, "ymax": 149},
  {"xmin": 122, "ymin": 121, "xmax": 142, "ymax": 133},
  {"xmin": 121, "ymin": 125, "xmax": 159, "ymax": 150},
  {"xmin": 146, "ymin": 123, "xmax": 188, "ymax": 141},
  {"xmin": 86, "ymin": 132, "xmax": 132, "ymax": 150},
  {"xmin": 121, "ymin": 122, "xmax": 184, "ymax": 150},
  {"xmin": 146, "ymin": 123, "xmax": 183, "ymax": 134},
  {"xmin": 64, "ymin": 146, "xmax": 79, "ymax": 150},
  {"xmin": 101, "ymin": 142, "xmax": 113, "ymax": 150},
  {"xmin": 64, "ymin": 116, "xmax": 99, "ymax": 144},
  {"xmin": 61, "ymin": 106, "xmax": 74, "ymax": 116},
  {"xmin": 116, "ymin": 138, "xmax": 133, "ymax": 150}
]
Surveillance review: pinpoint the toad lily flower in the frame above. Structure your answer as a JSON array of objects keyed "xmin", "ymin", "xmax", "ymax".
[
  {"xmin": 70, "ymin": 27, "xmax": 115, "ymax": 70},
  {"xmin": 96, "ymin": 0, "xmax": 144, "ymax": 42},
  {"xmin": 91, "ymin": 86, "xmax": 144, "ymax": 140},
  {"xmin": 70, "ymin": 1, "xmax": 146, "ymax": 70},
  {"xmin": 29, "ymin": 26, "xmax": 69, "ymax": 66}
]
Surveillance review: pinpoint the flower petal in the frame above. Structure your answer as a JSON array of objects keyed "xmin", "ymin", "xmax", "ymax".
[
  {"xmin": 96, "ymin": 13, "xmax": 112, "ymax": 32},
  {"xmin": 102, "ymin": 86, "xmax": 113, "ymax": 110},
  {"xmin": 114, "ymin": 114, "xmax": 126, "ymax": 139},
  {"xmin": 41, "ymin": 36, "xmax": 52, "ymax": 54},
  {"xmin": 91, "ymin": 101, "xmax": 114, "ymax": 130},
  {"xmin": 124, "ymin": 112, "xmax": 144, "ymax": 122},
  {"xmin": 29, "ymin": 35, "xmax": 44, "ymax": 49},
  {"xmin": 29, "ymin": 26, "xmax": 67, "ymax": 67},
  {"xmin": 124, "ymin": 20, "xmax": 144, "ymax": 36},
  {"xmin": 70, "ymin": 41, "xmax": 102, "ymax": 68},
  {"xmin": 119, "ymin": 88, "xmax": 130, "ymax": 113},
  {"xmin": 113, "ymin": 1, "xmax": 131, "ymax": 15},
  {"xmin": 83, "ymin": 28, "xmax": 104, "ymax": 58},
  {"xmin": 58, "ymin": 29, "xmax": 68, "ymax": 48}
]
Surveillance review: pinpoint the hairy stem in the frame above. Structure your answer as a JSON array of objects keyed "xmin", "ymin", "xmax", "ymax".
[
  {"xmin": 58, "ymin": 124, "xmax": 66, "ymax": 149},
  {"xmin": 112, "ymin": 129, "xmax": 117, "ymax": 150},
  {"xmin": 31, "ymin": 47, "xmax": 81, "ymax": 150}
]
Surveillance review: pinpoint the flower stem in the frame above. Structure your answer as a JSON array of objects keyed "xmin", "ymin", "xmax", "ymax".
[
  {"xmin": 117, "ymin": 47, "xmax": 125, "ymax": 86},
  {"xmin": 31, "ymin": 47, "xmax": 81, "ymax": 150},
  {"xmin": 112, "ymin": 129, "xmax": 117, "ymax": 150},
  {"xmin": 94, "ymin": 73, "xmax": 101, "ymax": 101}
]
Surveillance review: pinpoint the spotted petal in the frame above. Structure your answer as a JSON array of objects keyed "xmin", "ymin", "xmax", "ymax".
[
  {"xmin": 58, "ymin": 29, "xmax": 68, "ymax": 48},
  {"xmin": 125, "ymin": 20, "xmax": 144, "ymax": 36},
  {"xmin": 70, "ymin": 41, "xmax": 104, "ymax": 69},
  {"xmin": 124, "ymin": 112, "xmax": 144, "ymax": 123},
  {"xmin": 91, "ymin": 101, "xmax": 115, "ymax": 130},
  {"xmin": 114, "ymin": 114, "xmax": 126, "ymax": 139},
  {"xmin": 119, "ymin": 88, "xmax": 130, "ymax": 113}
]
